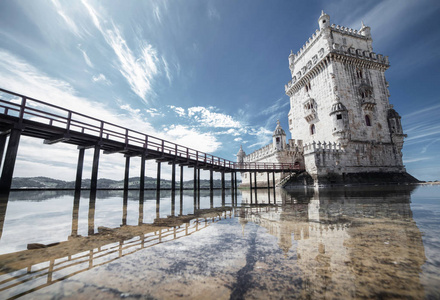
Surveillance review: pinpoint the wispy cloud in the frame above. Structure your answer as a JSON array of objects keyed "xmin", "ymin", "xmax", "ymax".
[
  {"xmin": 207, "ymin": 4, "xmax": 220, "ymax": 20},
  {"xmin": 258, "ymin": 97, "xmax": 289, "ymax": 116},
  {"xmin": 404, "ymin": 156, "xmax": 432, "ymax": 164},
  {"xmin": 78, "ymin": 44, "xmax": 94, "ymax": 68},
  {"xmin": 168, "ymin": 105, "xmax": 186, "ymax": 117},
  {"xmin": 81, "ymin": 0, "xmax": 162, "ymax": 103},
  {"xmin": 92, "ymin": 73, "xmax": 111, "ymax": 85},
  {"xmin": 164, "ymin": 125, "xmax": 221, "ymax": 153},
  {"xmin": 187, "ymin": 106, "xmax": 241, "ymax": 128},
  {"xmin": 50, "ymin": 0, "xmax": 82, "ymax": 37}
]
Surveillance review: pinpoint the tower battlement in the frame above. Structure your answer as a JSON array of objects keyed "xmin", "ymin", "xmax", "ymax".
[{"xmin": 238, "ymin": 11, "xmax": 416, "ymax": 187}]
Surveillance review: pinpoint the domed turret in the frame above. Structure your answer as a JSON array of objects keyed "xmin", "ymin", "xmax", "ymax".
[
  {"xmin": 273, "ymin": 120, "xmax": 287, "ymax": 151},
  {"xmin": 289, "ymin": 50, "xmax": 295, "ymax": 75},
  {"xmin": 236, "ymin": 145, "xmax": 246, "ymax": 163},
  {"xmin": 359, "ymin": 21, "xmax": 371, "ymax": 39},
  {"xmin": 318, "ymin": 10, "xmax": 330, "ymax": 30}
]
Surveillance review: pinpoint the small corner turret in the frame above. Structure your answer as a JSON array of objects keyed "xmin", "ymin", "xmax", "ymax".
[
  {"xmin": 318, "ymin": 10, "xmax": 330, "ymax": 30},
  {"xmin": 236, "ymin": 145, "xmax": 246, "ymax": 164},
  {"xmin": 273, "ymin": 120, "xmax": 287, "ymax": 151},
  {"xmin": 359, "ymin": 21, "xmax": 372, "ymax": 39}
]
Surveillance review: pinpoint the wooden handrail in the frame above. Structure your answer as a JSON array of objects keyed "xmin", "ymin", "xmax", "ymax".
[{"xmin": 0, "ymin": 88, "xmax": 306, "ymax": 171}]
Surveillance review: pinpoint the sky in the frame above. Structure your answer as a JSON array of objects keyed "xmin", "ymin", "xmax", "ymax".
[{"xmin": 0, "ymin": 0, "xmax": 439, "ymax": 182}]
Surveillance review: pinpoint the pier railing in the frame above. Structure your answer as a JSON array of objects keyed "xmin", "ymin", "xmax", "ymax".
[{"xmin": 0, "ymin": 88, "xmax": 303, "ymax": 172}]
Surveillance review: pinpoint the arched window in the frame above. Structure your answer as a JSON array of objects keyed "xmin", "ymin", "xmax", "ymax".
[
  {"xmin": 310, "ymin": 124, "xmax": 316, "ymax": 135},
  {"xmin": 365, "ymin": 115, "xmax": 371, "ymax": 126}
]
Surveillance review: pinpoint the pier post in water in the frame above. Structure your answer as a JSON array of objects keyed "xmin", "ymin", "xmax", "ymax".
[
  {"xmin": 254, "ymin": 171, "xmax": 257, "ymax": 189},
  {"xmin": 74, "ymin": 148, "xmax": 85, "ymax": 195},
  {"xmin": 210, "ymin": 169, "xmax": 213, "ymax": 190},
  {"xmin": 221, "ymin": 171, "xmax": 225, "ymax": 190},
  {"xmin": 249, "ymin": 172, "xmax": 252, "ymax": 190},
  {"xmin": 90, "ymin": 144, "xmax": 100, "ymax": 192},
  {"xmin": 0, "ymin": 134, "xmax": 7, "ymax": 171},
  {"xmin": 180, "ymin": 165, "xmax": 184, "ymax": 192},
  {"xmin": 171, "ymin": 161, "xmax": 176, "ymax": 191},
  {"xmin": 140, "ymin": 152, "xmax": 146, "ymax": 191},
  {"xmin": 156, "ymin": 161, "xmax": 161, "ymax": 190},
  {"xmin": 124, "ymin": 156, "xmax": 130, "ymax": 190},
  {"xmin": 193, "ymin": 167, "xmax": 197, "ymax": 191},
  {"xmin": 197, "ymin": 168, "xmax": 201, "ymax": 191}
]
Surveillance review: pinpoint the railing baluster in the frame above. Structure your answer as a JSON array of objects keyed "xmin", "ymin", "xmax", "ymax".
[
  {"xmin": 66, "ymin": 111, "xmax": 72, "ymax": 133},
  {"xmin": 19, "ymin": 97, "xmax": 26, "ymax": 125},
  {"xmin": 99, "ymin": 121, "xmax": 104, "ymax": 140}
]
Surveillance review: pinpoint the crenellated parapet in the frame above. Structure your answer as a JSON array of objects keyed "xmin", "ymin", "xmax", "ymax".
[
  {"xmin": 244, "ymin": 139, "xmax": 304, "ymax": 162},
  {"xmin": 303, "ymin": 141, "xmax": 343, "ymax": 155}
]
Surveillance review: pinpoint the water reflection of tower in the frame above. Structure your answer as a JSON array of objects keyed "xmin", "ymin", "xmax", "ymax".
[{"xmin": 239, "ymin": 186, "xmax": 426, "ymax": 299}]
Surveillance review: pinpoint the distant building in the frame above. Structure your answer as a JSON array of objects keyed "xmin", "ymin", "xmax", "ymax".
[{"xmin": 239, "ymin": 12, "xmax": 417, "ymax": 186}]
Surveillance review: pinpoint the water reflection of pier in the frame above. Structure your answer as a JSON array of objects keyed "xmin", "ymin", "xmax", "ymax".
[
  {"xmin": 239, "ymin": 186, "xmax": 427, "ymax": 299},
  {"xmin": 0, "ymin": 190, "xmax": 235, "ymax": 300}
]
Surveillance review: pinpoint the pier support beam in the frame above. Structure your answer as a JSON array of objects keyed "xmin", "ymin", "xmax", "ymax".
[
  {"xmin": 74, "ymin": 148, "xmax": 85, "ymax": 195},
  {"xmin": 171, "ymin": 161, "xmax": 176, "ymax": 191},
  {"xmin": 249, "ymin": 172, "xmax": 252, "ymax": 190},
  {"xmin": 0, "ymin": 134, "xmax": 7, "ymax": 170},
  {"xmin": 140, "ymin": 153, "xmax": 146, "ymax": 192},
  {"xmin": 197, "ymin": 168, "xmax": 200, "ymax": 190},
  {"xmin": 180, "ymin": 165, "xmax": 184, "ymax": 192},
  {"xmin": 193, "ymin": 167, "xmax": 197, "ymax": 191},
  {"xmin": 210, "ymin": 169, "xmax": 213, "ymax": 190},
  {"xmin": 90, "ymin": 145, "xmax": 100, "ymax": 192},
  {"xmin": 124, "ymin": 156, "xmax": 130, "ymax": 190},
  {"xmin": 0, "ymin": 128, "xmax": 21, "ymax": 192},
  {"xmin": 221, "ymin": 171, "xmax": 225, "ymax": 190},
  {"xmin": 156, "ymin": 162, "xmax": 161, "ymax": 190},
  {"xmin": 254, "ymin": 171, "xmax": 257, "ymax": 189}
]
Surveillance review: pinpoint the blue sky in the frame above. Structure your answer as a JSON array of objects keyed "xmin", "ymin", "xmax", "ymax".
[{"xmin": 0, "ymin": 0, "xmax": 439, "ymax": 181}]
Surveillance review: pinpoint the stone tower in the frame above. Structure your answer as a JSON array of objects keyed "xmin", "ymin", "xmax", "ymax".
[
  {"xmin": 284, "ymin": 12, "xmax": 416, "ymax": 184},
  {"xmin": 273, "ymin": 120, "xmax": 287, "ymax": 151}
]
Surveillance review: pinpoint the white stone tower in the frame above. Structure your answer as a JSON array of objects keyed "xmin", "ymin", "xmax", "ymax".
[
  {"xmin": 273, "ymin": 120, "xmax": 287, "ymax": 151},
  {"xmin": 236, "ymin": 145, "xmax": 246, "ymax": 164},
  {"xmin": 284, "ymin": 12, "xmax": 414, "ymax": 184}
]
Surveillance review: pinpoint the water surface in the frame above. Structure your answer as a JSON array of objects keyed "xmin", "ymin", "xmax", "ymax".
[{"xmin": 0, "ymin": 186, "xmax": 439, "ymax": 299}]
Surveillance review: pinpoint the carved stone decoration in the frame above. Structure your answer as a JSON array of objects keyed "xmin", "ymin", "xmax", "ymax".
[{"xmin": 303, "ymin": 97, "xmax": 318, "ymax": 123}]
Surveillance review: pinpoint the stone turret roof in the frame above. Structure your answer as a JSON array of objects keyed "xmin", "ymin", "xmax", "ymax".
[
  {"xmin": 236, "ymin": 145, "xmax": 246, "ymax": 157},
  {"xmin": 273, "ymin": 120, "xmax": 286, "ymax": 137}
]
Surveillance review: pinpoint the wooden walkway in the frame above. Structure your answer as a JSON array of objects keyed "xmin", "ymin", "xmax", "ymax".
[{"xmin": 0, "ymin": 88, "xmax": 303, "ymax": 193}]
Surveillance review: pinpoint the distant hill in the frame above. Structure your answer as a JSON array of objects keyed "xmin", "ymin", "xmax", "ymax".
[{"xmin": 11, "ymin": 176, "xmax": 238, "ymax": 189}]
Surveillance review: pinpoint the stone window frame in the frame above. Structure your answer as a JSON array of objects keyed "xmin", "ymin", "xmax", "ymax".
[
  {"xmin": 356, "ymin": 68, "xmax": 363, "ymax": 79},
  {"xmin": 305, "ymin": 81, "xmax": 312, "ymax": 93},
  {"xmin": 365, "ymin": 115, "xmax": 372, "ymax": 127}
]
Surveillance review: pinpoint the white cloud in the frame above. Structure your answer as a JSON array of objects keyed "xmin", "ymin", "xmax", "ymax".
[
  {"xmin": 403, "ymin": 156, "xmax": 432, "ymax": 164},
  {"xmin": 187, "ymin": 106, "xmax": 241, "ymax": 128},
  {"xmin": 165, "ymin": 125, "xmax": 221, "ymax": 153},
  {"xmin": 92, "ymin": 73, "xmax": 111, "ymax": 85},
  {"xmin": 258, "ymin": 97, "xmax": 289, "ymax": 116},
  {"xmin": 78, "ymin": 45, "xmax": 94, "ymax": 68},
  {"xmin": 207, "ymin": 4, "xmax": 220, "ymax": 20},
  {"xmin": 51, "ymin": 0, "xmax": 82, "ymax": 37},
  {"xmin": 168, "ymin": 105, "xmax": 186, "ymax": 117},
  {"xmin": 81, "ymin": 0, "xmax": 160, "ymax": 103},
  {"xmin": 145, "ymin": 108, "xmax": 162, "ymax": 117},
  {"xmin": 234, "ymin": 137, "xmax": 242, "ymax": 142}
]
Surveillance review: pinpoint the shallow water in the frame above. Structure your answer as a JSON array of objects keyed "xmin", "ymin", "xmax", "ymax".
[{"xmin": 0, "ymin": 185, "xmax": 439, "ymax": 299}]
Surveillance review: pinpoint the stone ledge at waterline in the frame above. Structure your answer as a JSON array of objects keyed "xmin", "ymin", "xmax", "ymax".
[
  {"xmin": 282, "ymin": 171, "xmax": 420, "ymax": 188},
  {"xmin": 10, "ymin": 176, "xmax": 237, "ymax": 190}
]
